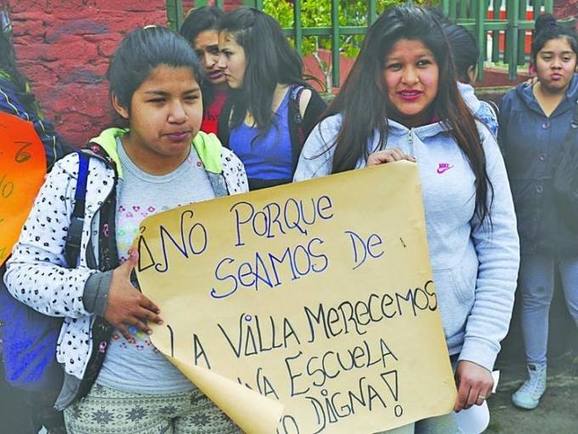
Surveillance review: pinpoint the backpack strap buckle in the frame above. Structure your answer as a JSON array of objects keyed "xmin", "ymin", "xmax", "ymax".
[{"xmin": 65, "ymin": 215, "xmax": 84, "ymax": 267}]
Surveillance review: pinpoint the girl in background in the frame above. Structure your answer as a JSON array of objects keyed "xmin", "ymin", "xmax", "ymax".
[
  {"xmin": 499, "ymin": 15, "xmax": 578, "ymax": 410},
  {"xmin": 217, "ymin": 7, "xmax": 326, "ymax": 190},
  {"xmin": 180, "ymin": 6, "xmax": 228, "ymax": 135},
  {"xmin": 295, "ymin": 6, "xmax": 519, "ymax": 432},
  {"xmin": 443, "ymin": 22, "xmax": 499, "ymax": 137},
  {"xmin": 5, "ymin": 26, "xmax": 247, "ymax": 433}
]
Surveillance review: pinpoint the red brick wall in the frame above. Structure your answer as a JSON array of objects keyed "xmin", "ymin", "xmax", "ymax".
[
  {"xmin": 554, "ymin": 0, "xmax": 577, "ymax": 27},
  {"xmin": 11, "ymin": 1, "xmax": 166, "ymax": 146},
  {"xmin": 13, "ymin": 0, "xmax": 567, "ymax": 146},
  {"xmin": 9, "ymin": 0, "xmax": 247, "ymax": 146},
  {"xmin": 182, "ymin": 0, "xmax": 242, "ymax": 12}
]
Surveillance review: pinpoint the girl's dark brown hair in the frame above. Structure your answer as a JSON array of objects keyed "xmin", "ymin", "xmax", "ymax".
[
  {"xmin": 532, "ymin": 13, "xmax": 578, "ymax": 64},
  {"xmin": 323, "ymin": 6, "xmax": 493, "ymax": 225},
  {"xmin": 107, "ymin": 26, "xmax": 204, "ymax": 127},
  {"xmin": 219, "ymin": 8, "xmax": 305, "ymax": 133}
]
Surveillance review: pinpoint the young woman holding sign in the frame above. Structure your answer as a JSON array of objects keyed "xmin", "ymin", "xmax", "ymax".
[
  {"xmin": 5, "ymin": 26, "xmax": 247, "ymax": 433},
  {"xmin": 294, "ymin": 6, "xmax": 519, "ymax": 433}
]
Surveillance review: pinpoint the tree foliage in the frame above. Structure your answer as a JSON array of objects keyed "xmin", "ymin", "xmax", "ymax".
[
  {"xmin": 264, "ymin": 0, "xmax": 410, "ymax": 57},
  {"xmin": 263, "ymin": 0, "xmax": 424, "ymax": 89}
]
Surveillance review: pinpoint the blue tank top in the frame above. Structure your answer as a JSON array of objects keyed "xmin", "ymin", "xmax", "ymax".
[{"xmin": 229, "ymin": 91, "xmax": 293, "ymax": 190}]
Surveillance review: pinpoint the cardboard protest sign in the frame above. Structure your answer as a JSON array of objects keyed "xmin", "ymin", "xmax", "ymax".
[
  {"xmin": 0, "ymin": 112, "xmax": 46, "ymax": 265},
  {"xmin": 136, "ymin": 162, "xmax": 456, "ymax": 434}
]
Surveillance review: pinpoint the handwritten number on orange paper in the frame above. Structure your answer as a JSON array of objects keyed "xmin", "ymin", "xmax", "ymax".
[
  {"xmin": 0, "ymin": 174, "xmax": 14, "ymax": 199},
  {"xmin": 14, "ymin": 141, "xmax": 32, "ymax": 163},
  {"xmin": 0, "ymin": 113, "xmax": 46, "ymax": 265}
]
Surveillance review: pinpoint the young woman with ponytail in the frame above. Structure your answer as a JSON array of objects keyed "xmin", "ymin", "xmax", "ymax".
[{"xmin": 500, "ymin": 14, "xmax": 578, "ymax": 411}]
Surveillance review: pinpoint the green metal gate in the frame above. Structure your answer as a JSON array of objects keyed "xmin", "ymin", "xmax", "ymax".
[{"xmin": 166, "ymin": 0, "xmax": 557, "ymax": 84}]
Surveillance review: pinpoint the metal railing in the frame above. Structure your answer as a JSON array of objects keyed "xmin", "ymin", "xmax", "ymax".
[
  {"xmin": 443, "ymin": 0, "xmax": 556, "ymax": 79},
  {"xmin": 166, "ymin": 0, "xmax": 557, "ymax": 84}
]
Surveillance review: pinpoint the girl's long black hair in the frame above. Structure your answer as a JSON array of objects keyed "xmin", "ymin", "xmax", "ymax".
[
  {"xmin": 443, "ymin": 23, "xmax": 479, "ymax": 84},
  {"xmin": 107, "ymin": 26, "xmax": 204, "ymax": 127},
  {"xmin": 531, "ymin": 13, "xmax": 578, "ymax": 63},
  {"xmin": 219, "ymin": 7, "xmax": 305, "ymax": 132},
  {"xmin": 324, "ymin": 6, "xmax": 493, "ymax": 224}
]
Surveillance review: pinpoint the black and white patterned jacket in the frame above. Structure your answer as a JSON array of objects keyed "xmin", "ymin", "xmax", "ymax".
[{"xmin": 4, "ymin": 128, "xmax": 248, "ymax": 380}]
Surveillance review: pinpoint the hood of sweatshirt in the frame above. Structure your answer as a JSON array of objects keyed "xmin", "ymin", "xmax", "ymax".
[
  {"xmin": 88, "ymin": 128, "xmax": 224, "ymax": 179},
  {"xmin": 458, "ymin": 82, "xmax": 481, "ymax": 113}
]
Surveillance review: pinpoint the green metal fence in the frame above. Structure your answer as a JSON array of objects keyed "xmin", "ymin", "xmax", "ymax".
[
  {"xmin": 443, "ymin": 0, "xmax": 557, "ymax": 80},
  {"xmin": 166, "ymin": 0, "xmax": 556, "ymax": 84}
]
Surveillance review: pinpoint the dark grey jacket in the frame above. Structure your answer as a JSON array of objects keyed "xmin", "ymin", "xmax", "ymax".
[{"xmin": 499, "ymin": 75, "xmax": 578, "ymax": 255}]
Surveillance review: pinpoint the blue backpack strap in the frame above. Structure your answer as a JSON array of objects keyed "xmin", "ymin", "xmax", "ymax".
[
  {"xmin": 288, "ymin": 84, "xmax": 306, "ymax": 171},
  {"xmin": 0, "ymin": 151, "xmax": 89, "ymax": 393},
  {"xmin": 64, "ymin": 151, "xmax": 89, "ymax": 268}
]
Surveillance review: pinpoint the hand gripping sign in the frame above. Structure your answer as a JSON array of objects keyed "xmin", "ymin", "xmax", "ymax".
[
  {"xmin": 0, "ymin": 112, "xmax": 46, "ymax": 265},
  {"xmin": 136, "ymin": 162, "xmax": 456, "ymax": 434}
]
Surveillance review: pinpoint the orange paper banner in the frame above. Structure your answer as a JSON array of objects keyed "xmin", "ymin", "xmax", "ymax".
[{"xmin": 0, "ymin": 112, "xmax": 46, "ymax": 265}]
